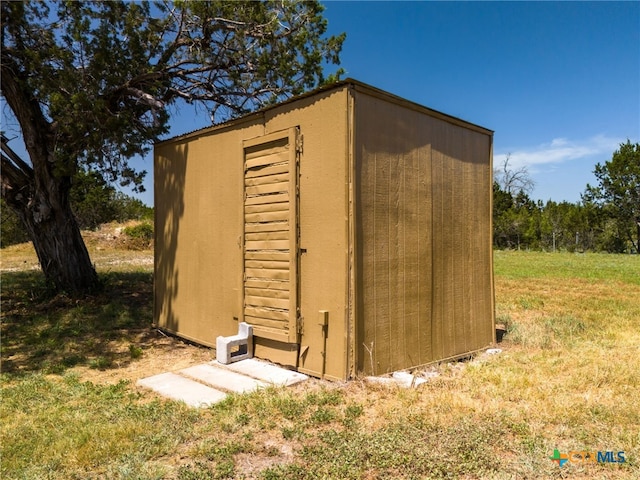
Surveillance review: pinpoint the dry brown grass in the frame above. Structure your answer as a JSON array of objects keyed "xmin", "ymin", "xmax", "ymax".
[{"xmin": 2, "ymin": 245, "xmax": 639, "ymax": 479}]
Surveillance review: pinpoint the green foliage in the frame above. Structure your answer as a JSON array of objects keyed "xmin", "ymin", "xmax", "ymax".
[
  {"xmin": 1, "ymin": 198, "xmax": 29, "ymax": 247},
  {"xmin": 121, "ymin": 222, "xmax": 154, "ymax": 250},
  {"xmin": 128, "ymin": 344, "xmax": 143, "ymax": 359},
  {"xmin": 122, "ymin": 222, "xmax": 153, "ymax": 240},
  {"xmin": 1, "ymin": 170, "xmax": 152, "ymax": 248},
  {"xmin": 585, "ymin": 140, "xmax": 640, "ymax": 253},
  {"xmin": 112, "ymin": 192, "xmax": 153, "ymax": 222},
  {"xmin": 493, "ymin": 141, "xmax": 640, "ymax": 253},
  {"xmin": 1, "ymin": 0, "xmax": 344, "ymax": 291},
  {"xmin": 2, "ymin": 0, "xmax": 344, "ymax": 185},
  {"xmin": 493, "ymin": 183, "xmax": 542, "ymax": 250},
  {"xmin": 69, "ymin": 169, "xmax": 118, "ymax": 230},
  {"xmin": 70, "ymin": 169, "xmax": 153, "ymax": 230}
]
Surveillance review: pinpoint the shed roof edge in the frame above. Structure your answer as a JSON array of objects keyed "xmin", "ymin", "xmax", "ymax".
[
  {"xmin": 349, "ymin": 81, "xmax": 494, "ymax": 136},
  {"xmin": 155, "ymin": 78, "xmax": 493, "ymax": 147}
]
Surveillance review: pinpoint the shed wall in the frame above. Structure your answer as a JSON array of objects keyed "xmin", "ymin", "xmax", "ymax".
[
  {"xmin": 354, "ymin": 89, "xmax": 494, "ymax": 375},
  {"xmin": 155, "ymin": 120, "xmax": 263, "ymax": 347},
  {"xmin": 261, "ymin": 88, "xmax": 351, "ymax": 380},
  {"xmin": 154, "ymin": 80, "xmax": 494, "ymax": 381},
  {"xmin": 154, "ymin": 87, "xmax": 351, "ymax": 380}
]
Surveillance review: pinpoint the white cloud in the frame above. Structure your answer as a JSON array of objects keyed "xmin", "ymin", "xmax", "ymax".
[{"xmin": 494, "ymin": 135, "xmax": 624, "ymax": 171}]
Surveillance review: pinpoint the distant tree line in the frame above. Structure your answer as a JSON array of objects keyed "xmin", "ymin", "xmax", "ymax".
[
  {"xmin": 1, "ymin": 168, "xmax": 152, "ymax": 248},
  {"xmin": 493, "ymin": 185, "xmax": 628, "ymax": 252},
  {"xmin": 494, "ymin": 141, "xmax": 639, "ymax": 254},
  {"xmin": 4, "ymin": 141, "xmax": 637, "ymax": 254}
]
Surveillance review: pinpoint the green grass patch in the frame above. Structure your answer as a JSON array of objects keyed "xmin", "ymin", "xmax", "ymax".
[
  {"xmin": 0, "ymin": 373, "xmax": 199, "ymax": 479},
  {"xmin": 493, "ymin": 250, "xmax": 640, "ymax": 284},
  {"xmin": 263, "ymin": 414, "xmax": 507, "ymax": 479},
  {"xmin": 2, "ymin": 248, "xmax": 639, "ymax": 478},
  {"xmin": 1, "ymin": 269, "xmax": 152, "ymax": 375}
]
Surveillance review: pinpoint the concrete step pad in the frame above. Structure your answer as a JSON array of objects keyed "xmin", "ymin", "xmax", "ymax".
[
  {"xmin": 138, "ymin": 359, "xmax": 310, "ymax": 408},
  {"xmin": 211, "ymin": 358, "xmax": 309, "ymax": 386},
  {"xmin": 137, "ymin": 372, "xmax": 227, "ymax": 407},
  {"xmin": 179, "ymin": 363, "xmax": 267, "ymax": 394}
]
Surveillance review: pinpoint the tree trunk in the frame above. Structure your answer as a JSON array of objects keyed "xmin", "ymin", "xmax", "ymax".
[
  {"xmin": 2, "ymin": 55, "xmax": 100, "ymax": 294},
  {"xmin": 0, "ymin": 121, "xmax": 99, "ymax": 294},
  {"xmin": 7, "ymin": 173, "xmax": 101, "ymax": 294},
  {"xmin": 3, "ymin": 170, "xmax": 102, "ymax": 294},
  {"xmin": 24, "ymin": 199, "xmax": 100, "ymax": 293}
]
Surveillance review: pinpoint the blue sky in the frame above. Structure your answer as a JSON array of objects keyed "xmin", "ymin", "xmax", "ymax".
[
  {"xmin": 319, "ymin": 0, "xmax": 639, "ymax": 203},
  {"xmin": 162, "ymin": 1, "xmax": 639, "ymax": 206},
  {"xmin": 4, "ymin": 2, "xmax": 639, "ymax": 206}
]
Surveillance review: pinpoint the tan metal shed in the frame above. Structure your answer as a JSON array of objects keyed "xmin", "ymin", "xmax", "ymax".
[{"xmin": 154, "ymin": 79, "xmax": 495, "ymax": 381}]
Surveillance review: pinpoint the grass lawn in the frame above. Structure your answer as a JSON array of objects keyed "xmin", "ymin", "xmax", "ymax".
[{"xmin": 1, "ymin": 243, "xmax": 639, "ymax": 479}]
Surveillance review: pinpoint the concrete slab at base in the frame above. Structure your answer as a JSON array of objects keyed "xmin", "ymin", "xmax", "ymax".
[
  {"xmin": 212, "ymin": 358, "xmax": 309, "ymax": 386},
  {"xmin": 137, "ymin": 372, "xmax": 227, "ymax": 407},
  {"xmin": 137, "ymin": 359, "xmax": 309, "ymax": 408},
  {"xmin": 180, "ymin": 364, "xmax": 267, "ymax": 394},
  {"xmin": 365, "ymin": 370, "xmax": 434, "ymax": 388}
]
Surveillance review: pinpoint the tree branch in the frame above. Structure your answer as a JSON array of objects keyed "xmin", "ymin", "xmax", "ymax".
[
  {"xmin": 0, "ymin": 52, "xmax": 53, "ymax": 173},
  {"xmin": 120, "ymin": 87, "xmax": 165, "ymax": 110},
  {"xmin": 1, "ymin": 150, "xmax": 33, "ymax": 209},
  {"xmin": 1, "ymin": 134, "xmax": 34, "ymax": 177},
  {"xmin": 1, "ymin": 151, "xmax": 32, "ymax": 187}
]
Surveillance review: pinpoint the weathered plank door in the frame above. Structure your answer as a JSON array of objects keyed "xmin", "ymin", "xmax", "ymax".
[{"xmin": 242, "ymin": 128, "xmax": 300, "ymax": 344}]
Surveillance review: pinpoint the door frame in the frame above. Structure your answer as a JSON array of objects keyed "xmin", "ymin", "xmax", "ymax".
[{"xmin": 241, "ymin": 127, "xmax": 300, "ymax": 344}]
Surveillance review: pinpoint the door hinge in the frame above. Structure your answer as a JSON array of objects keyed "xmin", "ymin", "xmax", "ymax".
[
  {"xmin": 296, "ymin": 315, "xmax": 304, "ymax": 334},
  {"xmin": 296, "ymin": 133, "xmax": 303, "ymax": 154}
]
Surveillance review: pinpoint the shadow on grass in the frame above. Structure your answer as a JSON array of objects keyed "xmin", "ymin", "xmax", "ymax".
[{"xmin": 1, "ymin": 269, "xmax": 155, "ymax": 376}]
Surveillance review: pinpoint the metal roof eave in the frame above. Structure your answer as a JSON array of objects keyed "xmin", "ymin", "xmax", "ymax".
[{"xmin": 155, "ymin": 78, "xmax": 493, "ymax": 147}]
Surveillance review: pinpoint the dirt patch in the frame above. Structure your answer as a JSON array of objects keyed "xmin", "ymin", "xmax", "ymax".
[
  {"xmin": 70, "ymin": 330, "xmax": 215, "ymax": 386},
  {"xmin": 233, "ymin": 434, "xmax": 300, "ymax": 478},
  {"xmin": 1, "ymin": 233, "xmax": 187, "ymax": 386}
]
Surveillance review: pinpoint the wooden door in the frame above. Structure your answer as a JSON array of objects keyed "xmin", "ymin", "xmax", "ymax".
[{"xmin": 242, "ymin": 128, "xmax": 299, "ymax": 344}]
